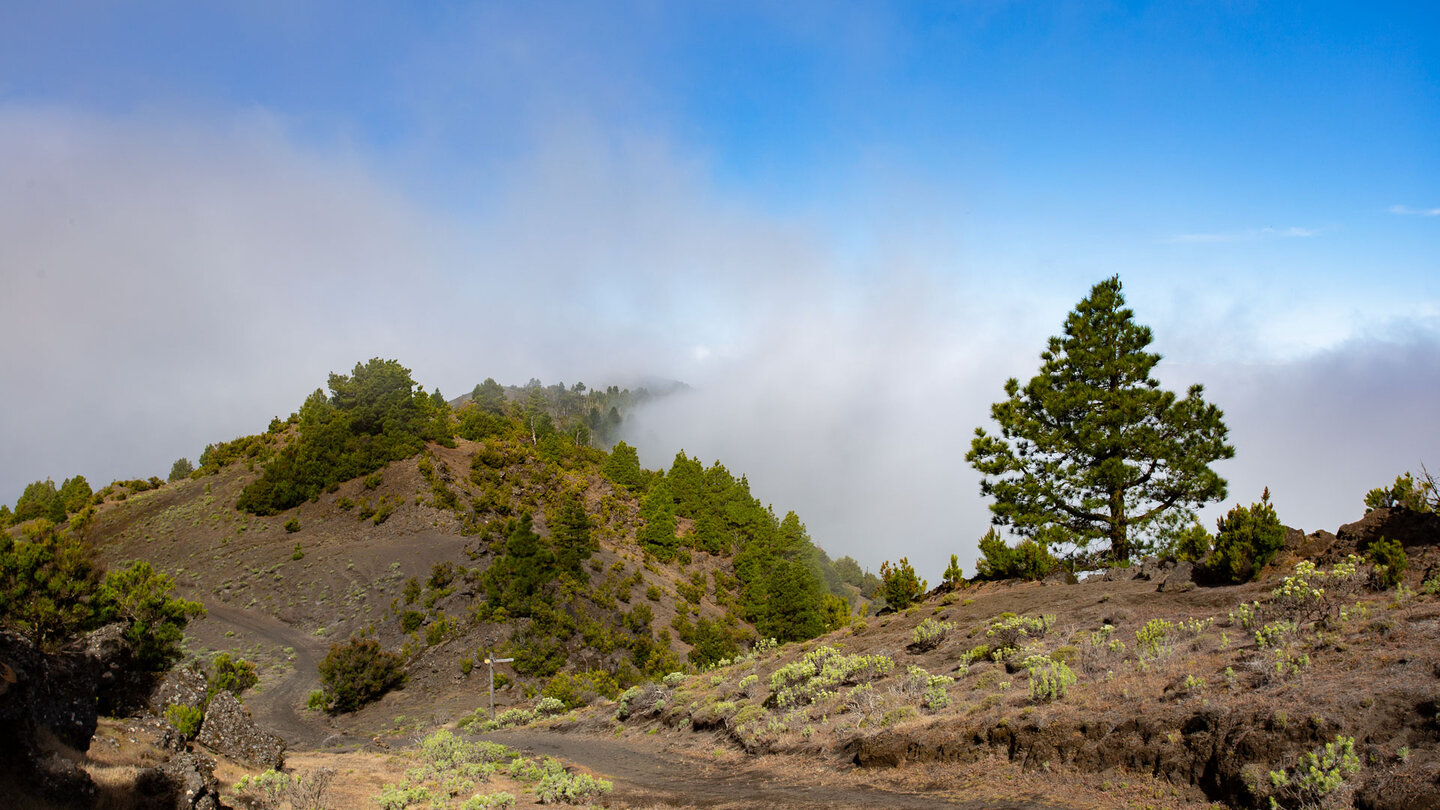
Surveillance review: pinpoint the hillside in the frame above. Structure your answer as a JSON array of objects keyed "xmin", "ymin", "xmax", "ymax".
[
  {"xmin": 76, "ymin": 361, "xmax": 860, "ymax": 747},
  {"xmin": 503, "ymin": 505, "xmax": 1440, "ymax": 809}
]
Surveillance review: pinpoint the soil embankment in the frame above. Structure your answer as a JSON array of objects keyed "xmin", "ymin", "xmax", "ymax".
[{"xmin": 486, "ymin": 728, "xmax": 1066, "ymax": 809}]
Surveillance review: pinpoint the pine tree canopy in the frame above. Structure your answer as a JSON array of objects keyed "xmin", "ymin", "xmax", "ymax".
[{"xmin": 966, "ymin": 276, "xmax": 1235, "ymax": 564}]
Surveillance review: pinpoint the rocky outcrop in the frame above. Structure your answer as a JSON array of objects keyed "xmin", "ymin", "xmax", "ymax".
[
  {"xmin": 0, "ymin": 627, "xmax": 232, "ymax": 809},
  {"xmin": 197, "ymin": 691, "xmax": 285, "ymax": 770},
  {"xmin": 150, "ymin": 661, "xmax": 209, "ymax": 714},
  {"xmin": 1157, "ymin": 560, "xmax": 1194, "ymax": 592}
]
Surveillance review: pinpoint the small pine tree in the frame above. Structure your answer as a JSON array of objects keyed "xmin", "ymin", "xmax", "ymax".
[
  {"xmin": 942, "ymin": 554, "xmax": 965, "ymax": 590},
  {"xmin": 169, "ymin": 458, "xmax": 195, "ymax": 482},
  {"xmin": 1208, "ymin": 488, "xmax": 1285, "ymax": 584},
  {"xmin": 879, "ymin": 557, "xmax": 926, "ymax": 609},
  {"xmin": 602, "ymin": 441, "xmax": 645, "ymax": 491},
  {"xmin": 317, "ymin": 638, "xmax": 405, "ymax": 713}
]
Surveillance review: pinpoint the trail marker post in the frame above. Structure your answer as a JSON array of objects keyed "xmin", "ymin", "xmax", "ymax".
[{"xmin": 484, "ymin": 656, "xmax": 513, "ymax": 720}]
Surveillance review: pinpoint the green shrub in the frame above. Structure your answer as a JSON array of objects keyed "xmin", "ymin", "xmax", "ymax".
[
  {"xmin": 910, "ymin": 618, "xmax": 954, "ymax": 652},
  {"xmin": 291, "ymin": 543, "xmax": 304, "ymax": 560},
  {"xmin": 1367, "ymin": 537, "xmax": 1407, "ymax": 589},
  {"xmin": 462, "ymin": 793, "xmax": 515, "ymax": 810},
  {"xmin": 234, "ymin": 769, "xmax": 289, "ymax": 810},
  {"xmin": 317, "ymin": 638, "xmax": 405, "ymax": 713},
  {"xmin": 1365, "ymin": 469, "xmax": 1438, "ymax": 513},
  {"xmin": 165, "ymin": 703, "xmax": 204, "ymax": 739},
  {"xmin": 973, "ymin": 528, "xmax": 1057, "ymax": 581},
  {"xmin": 879, "ymin": 557, "xmax": 926, "ymax": 609},
  {"xmin": 209, "ymin": 653, "xmax": 259, "ymax": 697},
  {"xmin": 400, "ymin": 611, "xmax": 425, "ymax": 633},
  {"xmin": 1209, "ymin": 488, "xmax": 1285, "ymax": 584},
  {"xmin": 985, "ymin": 613, "xmax": 1053, "ymax": 653},
  {"xmin": 1134, "ymin": 618, "xmax": 1174, "ymax": 660},
  {"xmin": 1266, "ymin": 735, "xmax": 1359, "ymax": 809},
  {"xmin": 1023, "ymin": 656, "xmax": 1075, "ymax": 702},
  {"xmin": 534, "ymin": 766, "xmax": 612, "ymax": 805},
  {"xmin": 168, "ymin": 458, "xmax": 195, "ymax": 482},
  {"xmin": 284, "ymin": 518, "xmax": 301, "ymax": 533}
]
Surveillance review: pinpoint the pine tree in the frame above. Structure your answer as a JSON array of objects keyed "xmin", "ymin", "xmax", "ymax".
[
  {"xmin": 602, "ymin": 441, "xmax": 645, "ymax": 492},
  {"xmin": 637, "ymin": 480, "xmax": 678, "ymax": 560},
  {"xmin": 966, "ymin": 276, "xmax": 1234, "ymax": 564},
  {"xmin": 552, "ymin": 491, "xmax": 596, "ymax": 577}
]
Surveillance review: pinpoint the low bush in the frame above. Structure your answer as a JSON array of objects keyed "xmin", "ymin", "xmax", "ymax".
[
  {"xmin": 317, "ymin": 637, "xmax": 405, "ymax": 713},
  {"xmin": 910, "ymin": 617, "xmax": 954, "ymax": 652},
  {"xmin": 1208, "ymin": 488, "xmax": 1284, "ymax": 584},
  {"xmin": 1367, "ymin": 537, "xmax": 1407, "ymax": 589},
  {"xmin": 165, "ymin": 703, "xmax": 203, "ymax": 739},
  {"xmin": 1266, "ymin": 735, "xmax": 1359, "ymax": 809}
]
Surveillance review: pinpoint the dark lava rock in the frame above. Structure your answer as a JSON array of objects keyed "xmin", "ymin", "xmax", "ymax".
[
  {"xmin": 1158, "ymin": 561, "xmax": 1195, "ymax": 592},
  {"xmin": 150, "ymin": 661, "xmax": 209, "ymax": 715},
  {"xmin": 197, "ymin": 691, "xmax": 285, "ymax": 770}
]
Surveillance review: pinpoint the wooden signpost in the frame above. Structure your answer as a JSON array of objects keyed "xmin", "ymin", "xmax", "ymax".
[{"xmin": 483, "ymin": 656, "xmax": 514, "ymax": 720}]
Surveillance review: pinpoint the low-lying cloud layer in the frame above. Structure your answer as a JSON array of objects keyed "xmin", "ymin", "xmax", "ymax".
[{"xmin": 3, "ymin": 106, "xmax": 1436, "ymax": 581}]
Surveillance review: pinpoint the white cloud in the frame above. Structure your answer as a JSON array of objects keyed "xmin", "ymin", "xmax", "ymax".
[
  {"xmin": 2, "ymin": 104, "xmax": 1434, "ymax": 586},
  {"xmin": 1168, "ymin": 226, "xmax": 1321, "ymax": 243},
  {"xmin": 1387, "ymin": 204, "xmax": 1440, "ymax": 217}
]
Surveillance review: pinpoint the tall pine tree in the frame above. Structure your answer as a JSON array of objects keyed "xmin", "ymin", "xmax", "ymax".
[{"xmin": 966, "ymin": 276, "xmax": 1234, "ymax": 564}]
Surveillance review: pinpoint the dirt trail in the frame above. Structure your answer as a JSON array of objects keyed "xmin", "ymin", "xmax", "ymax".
[
  {"xmin": 203, "ymin": 603, "xmax": 332, "ymax": 748},
  {"xmin": 485, "ymin": 729, "xmax": 1065, "ymax": 810}
]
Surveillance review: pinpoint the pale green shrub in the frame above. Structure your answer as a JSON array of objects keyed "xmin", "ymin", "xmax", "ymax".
[{"xmin": 1267, "ymin": 735, "xmax": 1359, "ymax": 809}]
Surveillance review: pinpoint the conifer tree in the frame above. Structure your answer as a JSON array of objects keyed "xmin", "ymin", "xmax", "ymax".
[
  {"xmin": 637, "ymin": 480, "xmax": 678, "ymax": 560},
  {"xmin": 967, "ymin": 277, "xmax": 1234, "ymax": 563},
  {"xmin": 602, "ymin": 441, "xmax": 645, "ymax": 492},
  {"xmin": 552, "ymin": 491, "xmax": 596, "ymax": 577}
]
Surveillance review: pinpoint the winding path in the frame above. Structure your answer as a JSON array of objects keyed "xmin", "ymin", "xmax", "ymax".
[{"xmin": 204, "ymin": 603, "xmax": 331, "ymax": 748}]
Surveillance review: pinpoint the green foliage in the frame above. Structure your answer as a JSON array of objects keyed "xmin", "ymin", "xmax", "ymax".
[
  {"xmin": 165, "ymin": 703, "xmax": 204, "ymax": 739},
  {"xmin": 1209, "ymin": 488, "xmax": 1286, "ymax": 584},
  {"xmin": 1365, "ymin": 467, "xmax": 1438, "ymax": 513},
  {"xmin": 291, "ymin": 543, "xmax": 304, "ymax": 560},
  {"xmin": 1267, "ymin": 735, "xmax": 1360, "ymax": 810},
  {"xmin": 533, "ymin": 761, "xmax": 612, "ymax": 805},
  {"xmin": 879, "ymin": 557, "xmax": 926, "ymax": 609},
  {"xmin": 941, "ymin": 554, "xmax": 965, "ymax": 589},
  {"xmin": 317, "ymin": 637, "xmax": 405, "ymax": 713},
  {"xmin": 985, "ymin": 613, "xmax": 1053, "ymax": 653},
  {"xmin": 1023, "ymin": 656, "xmax": 1076, "ymax": 702},
  {"xmin": 769, "ymin": 645, "xmax": 894, "ymax": 709},
  {"xmin": 637, "ymin": 480, "xmax": 678, "ymax": 561},
  {"xmin": 1367, "ymin": 537, "xmax": 1408, "ymax": 589},
  {"xmin": 751, "ymin": 557, "xmax": 826, "ymax": 642},
  {"xmin": 1173, "ymin": 520, "xmax": 1214, "ymax": 562},
  {"xmin": 967, "ymin": 276, "xmax": 1234, "ymax": 563},
  {"xmin": 284, "ymin": 518, "xmax": 301, "ymax": 533},
  {"xmin": 601, "ymin": 441, "xmax": 645, "ymax": 492},
  {"xmin": 482, "ymin": 514, "xmax": 558, "ymax": 616},
  {"xmin": 0, "ymin": 521, "xmax": 103, "ymax": 648},
  {"xmin": 168, "ymin": 457, "xmax": 195, "ymax": 482},
  {"xmin": 911, "ymin": 617, "xmax": 954, "ymax": 651},
  {"xmin": 197, "ymin": 433, "xmax": 274, "ymax": 475},
  {"xmin": 550, "ymin": 491, "xmax": 596, "ymax": 577},
  {"xmin": 542, "ymin": 669, "xmax": 620, "ymax": 709},
  {"xmin": 238, "ymin": 358, "xmax": 449, "ymax": 515},
  {"xmin": 1134, "ymin": 618, "xmax": 1174, "ymax": 660},
  {"xmin": 973, "ymin": 528, "xmax": 1057, "ymax": 581},
  {"xmin": 94, "ymin": 560, "xmax": 206, "ymax": 670},
  {"xmin": 687, "ymin": 615, "xmax": 744, "ymax": 667},
  {"xmin": 209, "ymin": 652, "xmax": 259, "ymax": 698}
]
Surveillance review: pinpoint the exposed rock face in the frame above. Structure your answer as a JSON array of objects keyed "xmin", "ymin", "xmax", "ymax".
[
  {"xmin": 0, "ymin": 627, "xmax": 232, "ymax": 809},
  {"xmin": 150, "ymin": 661, "xmax": 209, "ymax": 714},
  {"xmin": 1336, "ymin": 506, "xmax": 1440, "ymax": 554},
  {"xmin": 1157, "ymin": 560, "xmax": 1195, "ymax": 592},
  {"xmin": 197, "ymin": 690, "xmax": 286, "ymax": 770}
]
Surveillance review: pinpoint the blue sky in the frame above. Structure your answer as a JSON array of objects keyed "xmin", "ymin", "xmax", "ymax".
[{"xmin": 2, "ymin": 2, "xmax": 1436, "ymax": 577}]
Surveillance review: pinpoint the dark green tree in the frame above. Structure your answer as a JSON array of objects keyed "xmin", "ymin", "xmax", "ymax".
[
  {"xmin": 967, "ymin": 276, "xmax": 1234, "ymax": 564},
  {"xmin": 832, "ymin": 555, "xmax": 864, "ymax": 588},
  {"xmin": 482, "ymin": 514, "xmax": 555, "ymax": 614},
  {"xmin": 13, "ymin": 479, "xmax": 61, "ymax": 524},
  {"xmin": 472, "ymin": 378, "xmax": 508, "ymax": 414},
  {"xmin": 878, "ymin": 557, "xmax": 926, "ymax": 609},
  {"xmin": 168, "ymin": 458, "xmax": 195, "ymax": 482},
  {"xmin": 0, "ymin": 521, "xmax": 102, "ymax": 648},
  {"xmin": 941, "ymin": 554, "xmax": 965, "ymax": 589},
  {"xmin": 552, "ymin": 491, "xmax": 596, "ymax": 577},
  {"xmin": 752, "ymin": 558, "xmax": 825, "ymax": 642},
  {"xmin": 94, "ymin": 560, "xmax": 206, "ymax": 670},
  {"xmin": 602, "ymin": 441, "xmax": 645, "ymax": 491},
  {"xmin": 317, "ymin": 638, "xmax": 405, "ymax": 713},
  {"xmin": 637, "ymin": 480, "xmax": 678, "ymax": 561},
  {"xmin": 666, "ymin": 452, "xmax": 706, "ymax": 517},
  {"xmin": 973, "ymin": 527, "xmax": 1057, "ymax": 581},
  {"xmin": 1207, "ymin": 489, "xmax": 1285, "ymax": 584}
]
